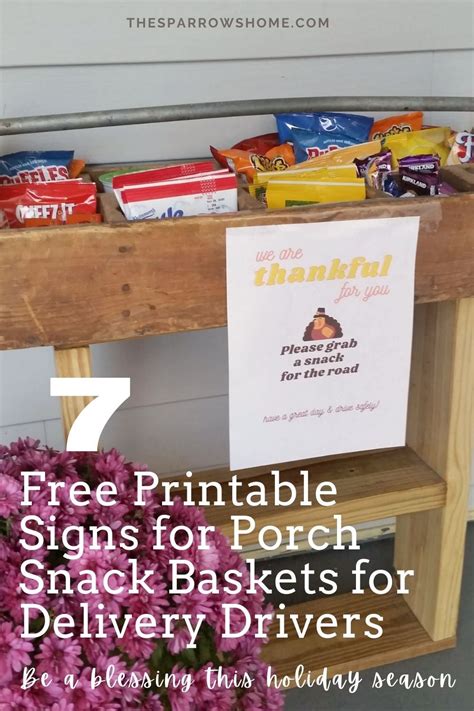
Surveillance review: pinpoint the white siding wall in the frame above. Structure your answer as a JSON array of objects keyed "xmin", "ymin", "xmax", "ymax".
[{"xmin": 0, "ymin": 1, "xmax": 473, "ymax": 512}]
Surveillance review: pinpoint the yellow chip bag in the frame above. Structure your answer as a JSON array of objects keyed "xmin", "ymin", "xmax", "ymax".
[
  {"xmin": 265, "ymin": 178, "xmax": 366, "ymax": 209},
  {"xmin": 383, "ymin": 127, "xmax": 451, "ymax": 166},
  {"xmin": 287, "ymin": 140, "xmax": 382, "ymax": 171}
]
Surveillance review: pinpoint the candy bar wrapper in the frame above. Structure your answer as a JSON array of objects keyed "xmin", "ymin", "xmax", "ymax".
[
  {"xmin": 120, "ymin": 173, "xmax": 238, "ymax": 221},
  {"xmin": 0, "ymin": 180, "xmax": 97, "ymax": 228},
  {"xmin": 0, "ymin": 150, "xmax": 75, "ymax": 184},
  {"xmin": 398, "ymin": 154, "xmax": 440, "ymax": 175},
  {"xmin": 383, "ymin": 127, "xmax": 451, "ymax": 166},
  {"xmin": 437, "ymin": 181, "xmax": 458, "ymax": 196},
  {"xmin": 362, "ymin": 150, "xmax": 393, "ymax": 190},
  {"xmin": 446, "ymin": 132, "xmax": 474, "ymax": 165},
  {"xmin": 399, "ymin": 169, "xmax": 438, "ymax": 196}
]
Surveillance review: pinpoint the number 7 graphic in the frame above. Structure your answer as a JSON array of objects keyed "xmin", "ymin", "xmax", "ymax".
[{"xmin": 50, "ymin": 378, "xmax": 131, "ymax": 452}]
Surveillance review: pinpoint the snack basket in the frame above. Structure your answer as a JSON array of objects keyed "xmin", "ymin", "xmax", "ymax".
[{"xmin": 0, "ymin": 97, "xmax": 473, "ymax": 683}]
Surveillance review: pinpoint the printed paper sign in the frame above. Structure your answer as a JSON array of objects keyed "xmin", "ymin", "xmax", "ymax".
[{"xmin": 226, "ymin": 217, "xmax": 420, "ymax": 470}]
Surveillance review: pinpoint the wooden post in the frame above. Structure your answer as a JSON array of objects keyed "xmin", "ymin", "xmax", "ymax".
[
  {"xmin": 395, "ymin": 298, "xmax": 473, "ymax": 641},
  {"xmin": 54, "ymin": 346, "xmax": 93, "ymax": 440}
]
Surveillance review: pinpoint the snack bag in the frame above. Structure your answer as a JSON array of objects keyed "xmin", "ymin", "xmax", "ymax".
[
  {"xmin": 68, "ymin": 159, "xmax": 86, "ymax": 178},
  {"xmin": 287, "ymin": 140, "xmax": 382, "ymax": 171},
  {"xmin": 383, "ymin": 127, "xmax": 451, "ymax": 166},
  {"xmin": 232, "ymin": 132, "xmax": 281, "ymax": 153},
  {"xmin": 120, "ymin": 173, "xmax": 238, "ymax": 221},
  {"xmin": 266, "ymin": 177, "xmax": 366, "ymax": 209},
  {"xmin": 0, "ymin": 150, "xmax": 74, "ymax": 184},
  {"xmin": 275, "ymin": 113, "xmax": 316, "ymax": 143},
  {"xmin": 276, "ymin": 112, "xmax": 373, "ymax": 146},
  {"xmin": 0, "ymin": 180, "xmax": 97, "ymax": 228},
  {"xmin": 210, "ymin": 144, "xmax": 295, "ymax": 182},
  {"xmin": 398, "ymin": 154, "xmax": 440, "ymax": 174},
  {"xmin": 291, "ymin": 128, "xmax": 361, "ymax": 163},
  {"xmin": 254, "ymin": 164, "xmax": 358, "ymax": 185},
  {"xmin": 446, "ymin": 132, "xmax": 474, "ymax": 165},
  {"xmin": 370, "ymin": 112, "xmax": 423, "ymax": 140}
]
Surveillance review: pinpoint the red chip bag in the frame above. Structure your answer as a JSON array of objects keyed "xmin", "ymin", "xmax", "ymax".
[{"xmin": 0, "ymin": 180, "xmax": 97, "ymax": 228}]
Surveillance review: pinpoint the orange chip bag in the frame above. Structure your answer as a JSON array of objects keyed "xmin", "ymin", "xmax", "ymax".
[
  {"xmin": 68, "ymin": 159, "xmax": 86, "ymax": 178},
  {"xmin": 210, "ymin": 143, "xmax": 295, "ymax": 182},
  {"xmin": 370, "ymin": 112, "xmax": 423, "ymax": 141}
]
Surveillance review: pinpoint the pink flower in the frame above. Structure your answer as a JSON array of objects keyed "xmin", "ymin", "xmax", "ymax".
[
  {"xmin": 0, "ymin": 473, "xmax": 22, "ymax": 517},
  {"xmin": 37, "ymin": 634, "xmax": 83, "ymax": 679},
  {"xmin": 0, "ymin": 621, "xmax": 34, "ymax": 684}
]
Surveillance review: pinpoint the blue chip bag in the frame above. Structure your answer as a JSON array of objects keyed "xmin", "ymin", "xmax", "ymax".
[
  {"xmin": 275, "ymin": 112, "xmax": 374, "ymax": 161},
  {"xmin": 275, "ymin": 113, "xmax": 316, "ymax": 143},
  {"xmin": 0, "ymin": 150, "xmax": 74, "ymax": 184},
  {"xmin": 312, "ymin": 112, "xmax": 373, "ymax": 142},
  {"xmin": 291, "ymin": 128, "xmax": 361, "ymax": 163}
]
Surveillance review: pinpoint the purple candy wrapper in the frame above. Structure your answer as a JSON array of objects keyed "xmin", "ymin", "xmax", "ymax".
[
  {"xmin": 399, "ymin": 169, "xmax": 438, "ymax": 196},
  {"xmin": 437, "ymin": 181, "xmax": 457, "ymax": 196},
  {"xmin": 399, "ymin": 154, "xmax": 440, "ymax": 175}
]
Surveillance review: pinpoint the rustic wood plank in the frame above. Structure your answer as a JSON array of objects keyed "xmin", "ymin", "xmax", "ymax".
[
  {"xmin": 395, "ymin": 298, "xmax": 473, "ymax": 640},
  {"xmin": 195, "ymin": 448, "xmax": 446, "ymax": 545},
  {"xmin": 54, "ymin": 346, "xmax": 93, "ymax": 440},
  {"xmin": 262, "ymin": 587, "xmax": 455, "ymax": 684},
  {"xmin": 0, "ymin": 194, "xmax": 473, "ymax": 350}
]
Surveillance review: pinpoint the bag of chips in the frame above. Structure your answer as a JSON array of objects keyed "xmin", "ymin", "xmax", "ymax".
[
  {"xmin": 370, "ymin": 112, "xmax": 423, "ymax": 141},
  {"xmin": 0, "ymin": 180, "xmax": 97, "ymax": 228},
  {"xmin": 276, "ymin": 112, "xmax": 373, "ymax": 146},
  {"xmin": 446, "ymin": 132, "xmax": 474, "ymax": 165},
  {"xmin": 0, "ymin": 150, "xmax": 75, "ymax": 184},
  {"xmin": 286, "ymin": 140, "xmax": 382, "ymax": 171},
  {"xmin": 210, "ymin": 144, "xmax": 295, "ymax": 182},
  {"xmin": 291, "ymin": 128, "xmax": 361, "ymax": 163},
  {"xmin": 232, "ymin": 132, "xmax": 281, "ymax": 153},
  {"xmin": 383, "ymin": 127, "xmax": 451, "ymax": 166}
]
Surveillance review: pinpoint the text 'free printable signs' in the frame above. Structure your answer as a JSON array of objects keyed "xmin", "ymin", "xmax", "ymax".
[{"xmin": 226, "ymin": 217, "xmax": 420, "ymax": 470}]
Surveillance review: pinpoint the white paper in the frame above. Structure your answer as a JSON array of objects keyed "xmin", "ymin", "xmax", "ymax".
[{"xmin": 226, "ymin": 217, "xmax": 420, "ymax": 471}]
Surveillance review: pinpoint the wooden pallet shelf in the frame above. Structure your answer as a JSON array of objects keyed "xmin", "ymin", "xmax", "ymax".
[
  {"xmin": 203, "ymin": 447, "xmax": 447, "ymax": 543},
  {"xmin": 262, "ymin": 586, "xmax": 455, "ymax": 684}
]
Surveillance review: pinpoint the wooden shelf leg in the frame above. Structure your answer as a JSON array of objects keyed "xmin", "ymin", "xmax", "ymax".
[
  {"xmin": 395, "ymin": 298, "xmax": 473, "ymax": 641},
  {"xmin": 54, "ymin": 345, "xmax": 93, "ymax": 441}
]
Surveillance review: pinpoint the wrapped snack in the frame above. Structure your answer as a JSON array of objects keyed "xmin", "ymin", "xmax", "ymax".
[
  {"xmin": 437, "ymin": 182, "xmax": 458, "ymax": 196},
  {"xmin": 254, "ymin": 164, "xmax": 358, "ymax": 185},
  {"xmin": 232, "ymin": 132, "xmax": 281, "ymax": 153},
  {"xmin": 383, "ymin": 127, "xmax": 451, "ymax": 166},
  {"xmin": 275, "ymin": 113, "xmax": 317, "ymax": 143},
  {"xmin": 355, "ymin": 150, "xmax": 393, "ymax": 190},
  {"xmin": 370, "ymin": 112, "xmax": 423, "ymax": 140},
  {"xmin": 446, "ymin": 131, "xmax": 474, "ymax": 165},
  {"xmin": 291, "ymin": 128, "xmax": 361, "ymax": 162},
  {"xmin": 265, "ymin": 177, "xmax": 366, "ymax": 209},
  {"xmin": 399, "ymin": 170, "xmax": 438, "ymax": 196},
  {"xmin": 0, "ymin": 180, "xmax": 97, "ymax": 228},
  {"xmin": 382, "ymin": 173, "xmax": 404, "ymax": 198},
  {"xmin": 399, "ymin": 154, "xmax": 440, "ymax": 174},
  {"xmin": 210, "ymin": 144, "xmax": 295, "ymax": 183},
  {"xmin": 68, "ymin": 159, "xmax": 86, "ymax": 179},
  {"xmin": 287, "ymin": 140, "xmax": 382, "ymax": 171},
  {"xmin": 276, "ymin": 112, "xmax": 373, "ymax": 146},
  {"xmin": 113, "ymin": 161, "xmax": 217, "ymax": 192},
  {"xmin": 0, "ymin": 150, "xmax": 74, "ymax": 184},
  {"xmin": 120, "ymin": 173, "xmax": 238, "ymax": 221}
]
